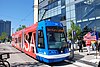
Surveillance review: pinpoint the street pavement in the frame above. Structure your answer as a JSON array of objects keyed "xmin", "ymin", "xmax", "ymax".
[{"xmin": 0, "ymin": 43, "xmax": 100, "ymax": 67}]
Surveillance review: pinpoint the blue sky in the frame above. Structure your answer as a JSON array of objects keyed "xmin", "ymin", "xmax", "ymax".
[{"xmin": 0, "ymin": 0, "xmax": 34, "ymax": 33}]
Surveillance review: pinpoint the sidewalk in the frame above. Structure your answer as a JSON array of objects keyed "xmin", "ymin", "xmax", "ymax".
[
  {"xmin": 0, "ymin": 43, "xmax": 99, "ymax": 67},
  {"xmin": 71, "ymin": 47, "xmax": 100, "ymax": 67}
]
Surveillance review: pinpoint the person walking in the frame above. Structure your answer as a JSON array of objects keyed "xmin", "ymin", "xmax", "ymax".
[
  {"xmin": 98, "ymin": 42, "xmax": 100, "ymax": 56},
  {"xmin": 91, "ymin": 40, "xmax": 96, "ymax": 51},
  {"xmin": 78, "ymin": 38, "xmax": 83, "ymax": 52},
  {"xmin": 86, "ymin": 40, "xmax": 91, "ymax": 55},
  {"xmin": 96, "ymin": 39, "xmax": 100, "ymax": 56}
]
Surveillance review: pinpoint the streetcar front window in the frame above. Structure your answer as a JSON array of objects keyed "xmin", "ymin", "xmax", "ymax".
[{"xmin": 46, "ymin": 26, "xmax": 67, "ymax": 49}]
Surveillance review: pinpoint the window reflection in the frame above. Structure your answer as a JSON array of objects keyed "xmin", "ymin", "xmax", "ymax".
[{"xmin": 46, "ymin": 26, "xmax": 67, "ymax": 49}]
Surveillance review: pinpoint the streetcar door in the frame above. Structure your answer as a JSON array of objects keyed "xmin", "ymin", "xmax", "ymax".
[{"xmin": 36, "ymin": 30, "xmax": 46, "ymax": 54}]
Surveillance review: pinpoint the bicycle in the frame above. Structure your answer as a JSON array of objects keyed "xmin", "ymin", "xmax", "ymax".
[{"xmin": 0, "ymin": 53, "xmax": 10, "ymax": 67}]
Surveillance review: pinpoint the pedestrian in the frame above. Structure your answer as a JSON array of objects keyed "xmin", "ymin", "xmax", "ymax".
[
  {"xmin": 78, "ymin": 38, "xmax": 83, "ymax": 52},
  {"xmin": 86, "ymin": 40, "xmax": 91, "ymax": 55},
  {"xmin": 91, "ymin": 40, "xmax": 96, "ymax": 51},
  {"xmin": 98, "ymin": 42, "xmax": 100, "ymax": 56},
  {"xmin": 82, "ymin": 40, "xmax": 86, "ymax": 47},
  {"xmin": 96, "ymin": 40, "xmax": 99, "ymax": 55}
]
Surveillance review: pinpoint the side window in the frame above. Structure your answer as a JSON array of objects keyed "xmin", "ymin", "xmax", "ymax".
[
  {"xmin": 33, "ymin": 33, "xmax": 36, "ymax": 44},
  {"xmin": 15, "ymin": 38, "xmax": 18, "ymax": 43},
  {"xmin": 38, "ymin": 30, "xmax": 45, "ymax": 48},
  {"xmin": 24, "ymin": 32, "xmax": 32, "ymax": 44},
  {"xmin": 28, "ymin": 32, "xmax": 32, "ymax": 44},
  {"xmin": 18, "ymin": 37, "xmax": 21, "ymax": 43},
  {"xmin": 18, "ymin": 37, "xmax": 21, "ymax": 47}
]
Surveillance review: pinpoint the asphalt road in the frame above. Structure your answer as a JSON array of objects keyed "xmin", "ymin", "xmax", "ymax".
[{"xmin": 0, "ymin": 43, "xmax": 99, "ymax": 67}]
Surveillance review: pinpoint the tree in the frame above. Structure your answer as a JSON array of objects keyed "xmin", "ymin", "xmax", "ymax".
[
  {"xmin": 0, "ymin": 32, "xmax": 7, "ymax": 42},
  {"xmin": 68, "ymin": 20, "xmax": 81, "ymax": 40},
  {"xmin": 22, "ymin": 25, "xmax": 26, "ymax": 29},
  {"xmin": 16, "ymin": 25, "xmax": 26, "ymax": 31}
]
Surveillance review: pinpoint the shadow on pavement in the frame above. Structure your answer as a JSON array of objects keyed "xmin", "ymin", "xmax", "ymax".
[
  {"xmin": 0, "ymin": 48, "xmax": 9, "ymax": 51},
  {"xmin": 11, "ymin": 62, "xmax": 44, "ymax": 67},
  {"xmin": 10, "ymin": 53, "xmax": 98, "ymax": 67},
  {"xmin": 48, "ymin": 54, "xmax": 84, "ymax": 66},
  {"xmin": 77, "ymin": 59, "xmax": 97, "ymax": 67},
  {"xmin": 73, "ymin": 53, "xmax": 98, "ymax": 67},
  {"xmin": 48, "ymin": 61, "xmax": 72, "ymax": 66},
  {"xmin": 10, "ymin": 54, "xmax": 84, "ymax": 67},
  {"xmin": 73, "ymin": 53, "xmax": 84, "ymax": 60}
]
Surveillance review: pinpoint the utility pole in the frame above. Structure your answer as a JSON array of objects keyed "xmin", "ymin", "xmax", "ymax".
[
  {"xmin": 12, "ymin": 28, "xmax": 14, "ymax": 35},
  {"xmin": 33, "ymin": 0, "xmax": 38, "ymax": 24}
]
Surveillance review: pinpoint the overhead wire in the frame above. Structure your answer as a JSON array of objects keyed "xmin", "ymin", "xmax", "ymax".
[
  {"xmin": 0, "ymin": 10, "xmax": 33, "ymax": 34},
  {"xmin": 15, "ymin": 10, "xmax": 33, "ymax": 28},
  {"xmin": 12, "ymin": 10, "xmax": 33, "ymax": 32}
]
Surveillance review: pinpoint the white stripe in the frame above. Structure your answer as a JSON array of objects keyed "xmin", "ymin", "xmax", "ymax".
[
  {"xmin": 96, "ymin": 16, "xmax": 100, "ymax": 19},
  {"xmin": 77, "ymin": 20, "xmax": 82, "ymax": 23},
  {"xmin": 83, "ymin": 19, "xmax": 88, "ymax": 22},
  {"xmin": 89, "ymin": 18, "xmax": 95, "ymax": 20},
  {"xmin": 36, "ymin": 53, "xmax": 70, "ymax": 59}
]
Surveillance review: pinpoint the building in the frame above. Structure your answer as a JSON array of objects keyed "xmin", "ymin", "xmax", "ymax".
[
  {"xmin": 0, "ymin": 20, "xmax": 11, "ymax": 36},
  {"xmin": 76, "ymin": 0, "xmax": 100, "ymax": 32},
  {"xmin": 35, "ymin": 0, "xmax": 100, "ymax": 32}
]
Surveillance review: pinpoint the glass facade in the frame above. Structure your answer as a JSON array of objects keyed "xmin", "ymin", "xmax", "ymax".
[
  {"xmin": 38, "ymin": 0, "xmax": 76, "ymax": 33},
  {"xmin": 65, "ymin": 0, "xmax": 76, "ymax": 30},
  {"xmin": 38, "ymin": 0, "xmax": 100, "ymax": 32},
  {"xmin": 39, "ymin": 0, "xmax": 62, "ymax": 21},
  {"xmin": 0, "ymin": 20, "xmax": 11, "ymax": 36},
  {"xmin": 76, "ymin": 0, "xmax": 100, "ymax": 31}
]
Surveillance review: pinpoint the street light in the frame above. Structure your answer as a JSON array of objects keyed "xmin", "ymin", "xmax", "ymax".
[{"xmin": 12, "ymin": 28, "xmax": 14, "ymax": 35}]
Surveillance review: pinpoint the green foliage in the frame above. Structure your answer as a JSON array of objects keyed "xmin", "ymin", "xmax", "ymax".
[
  {"xmin": 68, "ymin": 20, "xmax": 81, "ymax": 40},
  {"xmin": 22, "ymin": 25, "xmax": 26, "ymax": 28},
  {"xmin": 0, "ymin": 32, "xmax": 7, "ymax": 41},
  {"xmin": 16, "ymin": 25, "xmax": 26, "ymax": 31}
]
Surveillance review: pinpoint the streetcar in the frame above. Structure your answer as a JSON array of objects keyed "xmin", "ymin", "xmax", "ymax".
[{"xmin": 12, "ymin": 20, "xmax": 73, "ymax": 63}]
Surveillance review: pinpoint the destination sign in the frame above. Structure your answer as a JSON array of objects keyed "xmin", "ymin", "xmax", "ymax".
[{"xmin": 47, "ymin": 27, "xmax": 64, "ymax": 32}]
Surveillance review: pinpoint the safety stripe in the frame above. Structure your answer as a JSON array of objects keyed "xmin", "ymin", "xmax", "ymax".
[{"xmin": 36, "ymin": 53, "xmax": 70, "ymax": 59}]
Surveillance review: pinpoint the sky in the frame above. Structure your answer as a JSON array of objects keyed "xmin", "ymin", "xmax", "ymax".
[{"xmin": 0, "ymin": 0, "xmax": 34, "ymax": 33}]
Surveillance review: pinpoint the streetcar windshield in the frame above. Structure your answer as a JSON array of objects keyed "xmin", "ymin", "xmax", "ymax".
[{"xmin": 46, "ymin": 26, "xmax": 67, "ymax": 49}]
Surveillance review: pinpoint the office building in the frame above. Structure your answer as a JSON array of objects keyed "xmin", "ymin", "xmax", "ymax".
[
  {"xmin": 76, "ymin": 0, "xmax": 100, "ymax": 32},
  {"xmin": 36, "ymin": 0, "xmax": 100, "ymax": 32},
  {"xmin": 0, "ymin": 20, "xmax": 11, "ymax": 36}
]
